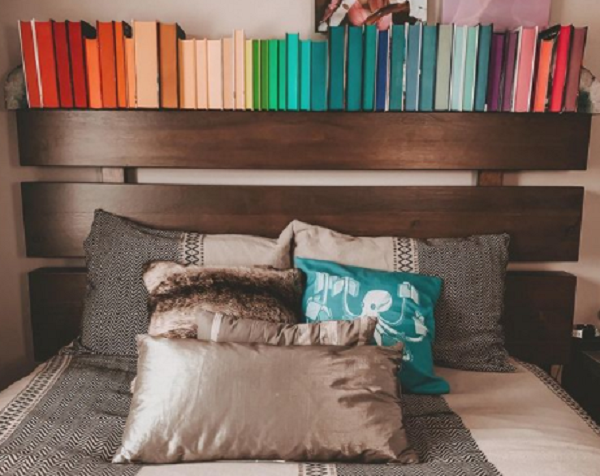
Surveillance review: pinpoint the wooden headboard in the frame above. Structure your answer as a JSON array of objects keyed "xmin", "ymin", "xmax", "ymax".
[{"xmin": 17, "ymin": 110, "xmax": 590, "ymax": 367}]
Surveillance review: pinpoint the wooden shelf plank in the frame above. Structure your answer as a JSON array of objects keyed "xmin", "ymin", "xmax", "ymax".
[{"xmin": 17, "ymin": 110, "xmax": 591, "ymax": 170}]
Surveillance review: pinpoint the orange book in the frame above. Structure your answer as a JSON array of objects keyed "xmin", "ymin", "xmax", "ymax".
[
  {"xmin": 114, "ymin": 22, "xmax": 130, "ymax": 108},
  {"xmin": 33, "ymin": 20, "xmax": 60, "ymax": 108},
  {"xmin": 234, "ymin": 30, "xmax": 246, "ymax": 110},
  {"xmin": 134, "ymin": 21, "xmax": 159, "ymax": 108},
  {"xmin": 533, "ymin": 27, "xmax": 559, "ymax": 112},
  {"xmin": 222, "ymin": 37, "xmax": 234, "ymax": 110},
  {"xmin": 159, "ymin": 23, "xmax": 185, "ymax": 108},
  {"xmin": 207, "ymin": 39, "xmax": 223, "ymax": 110},
  {"xmin": 196, "ymin": 39, "xmax": 209, "ymax": 109},
  {"xmin": 85, "ymin": 37, "xmax": 103, "ymax": 108},
  {"xmin": 125, "ymin": 37, "xmax": 136, "ymax": 107},
  {"xmin": 179, "ymin": 39, "xmax": 197, "ymax": 109},
  {"xmin": 97, "ymin": 21, "xmax": 117, "ymax": 108}
]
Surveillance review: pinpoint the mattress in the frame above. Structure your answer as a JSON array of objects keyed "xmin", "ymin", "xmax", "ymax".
[{"xmin": 0, "ymin": 352, "xmax": 598, "ymax": 476}]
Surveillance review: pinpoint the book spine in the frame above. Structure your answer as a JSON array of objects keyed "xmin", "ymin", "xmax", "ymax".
[
  {"xmin": 487, "ymin": 33, "xmax": 505, "ymax": 112},
  {"xmin": 405, "ymin": 23, "xmax": 422, "ymax": 112},
  {"xmin": 286, "ymin": 33, "xmax": 300, "ymax": 111},
  {"xmin": 462, "ymin": 26, "xmax": 478, "ymax": 112},
  {"xmin": 362, "ymin": 25, "xmax": 377, "ymax": 111},
  {"xmin": 207, "ymin": 39, "xmax": 223, "ymax": 110},
  {"xmin": 450, "ymin": 25, "xmax": 466, "ymax": 112},
  {"xmin": 278, "ymin": 39, "xmax": 287, "ymax": 111},
  {"xmin": 474, "ymin": 25, "xmax": 492, "ymax": 112},
  {"xmin": 260, "ymin": 40, "xmax": 269, "ymax": 111},
  {"xmin": 98, "ymin": 21, "xmax": 117, "ymax": 108},
  {"xmin": 134, "ymin": 21, "xmax": 159, "ymax": 108},
  {"xmin": 33, "ymin": 20, "xmax": 60, "ymax": 108},
  {"xmin": 311, "ymin": 40, "xmax": 328, "ymax": 111},
  {"xmin": 124, "ymin": 35, "xmax": 136, "ymax": 108},
  {"xmin": 178, "ymin": 39, "xmax": 197, "ymax": 109},
  {"xmin": 19, "ymin": 21, "xmax": 42, "ymax": 108},
  {"xmin": 564, "ymin": 27, "xmax": 588, "ymax": 112},
  {"xmin": 114, "ymin": 22, "xmax": 128, "ymax": 108},
  {"xmin": 375, "ymin": 30, "xmax": 389, "ymax": 112},
  {"xmin": 234, "ymin": 30, "xmax": 246, "ymax": 110},
  {"xmin": 222, "ymin": 37, "xmax": 235, "ymax": 110},
  {"xmin": 158, "ymin": 23, "xmax": 180, "ymax": 109},
  {"xmin": 252, "ymin": 40, "xmax": 261, "ymax": 110},
  {"xmin": 501, "ymin": 31, "xmax": 519, "ymax": 112},
  {"xmin": 329, "ymin": 25, "xmax": 345, "ymax": 111},
  {"xmin": 420, "ymin": 24, "xmax": 437, "ymax": 112},
  {"xmin": 435, "ymin": 25, "xmax": 453, "ymax": 111},
  {"xmin": 53, "ymin": 21, "xmax": 74, "ymax": 108},
  {"xmin": 346, "ymin": 26, "xmax": 364, "ymax": 112},
  {"xmin": 268, "ymin": 39, "xmax": 279, "ymax": 111},
  {"xmin": 300, "ymin": 40, "xmax": 311, "ymax": 111},
  {"xmin": 549, "ymin": 25, "xmax": 573, "ymax": 112},
  {"xmin": 245, "ymin": 39, "xmax": 254, "ymax": 110},
  {"xmin": 196, "ymin": 39, "xmax": 209, "ymax": 110},
  {"xmin": 85, "ymin": 37, "xmax": 102, "ymax": 109}
]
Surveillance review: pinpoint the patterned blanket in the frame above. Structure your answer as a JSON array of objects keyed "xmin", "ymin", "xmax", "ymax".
[{"xmin": 0, "ymin": 353, "xmax": 501, "ymax": 476}]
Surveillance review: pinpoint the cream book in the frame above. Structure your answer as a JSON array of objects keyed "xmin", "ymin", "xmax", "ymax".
[
  {"xmin": 234, "ymin": 30, "xmax": 246, "ymax": 110},
  {"xmin": 196, "ymin": 39, "xmax": 209, "ymax": 110},
  {"xmin": 178, "ymin": 38, "xmax": 196, "ymax": 109},
  {"xmin": 124, "ymin": 37, "xmax": 136, "ymax": 107},
  {"xmin": 244, "ymin": 39, "xmax": 253, "ymax": 110},
  {"xmin": 207, "ymin": 39, "xmax": 223, "ymax": 110},
  {"xmin": 133, "ymin": 21, "xmax": 159, "ymax": 108},
  {"xmin": 222, "ymin": 37, "xmax": 234, "ymax": 110}
]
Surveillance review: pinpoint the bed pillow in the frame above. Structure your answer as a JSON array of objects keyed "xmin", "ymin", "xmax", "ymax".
[
  {"xmin": 144, "ymin": 262, "xmax": 303, "ymax": 338},
  {"xmin": 114, "ymin": 336, "xmax": 417, "ymax": 464},
  {"xmin": 80, "ymin": 209, "xmax": 293, "ymax": 356},
  {"xmin": 196, "ymin": 311, "xmax": 377, "ymax": 345},
  {"xmin": 295, "ymin": 257, "xmax": 448, "ymax": 395},
  {"xmin": 292, "ymin": 221, "xmax": 513, "ymax": 372}
]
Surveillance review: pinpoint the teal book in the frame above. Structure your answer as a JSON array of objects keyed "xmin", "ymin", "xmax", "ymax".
[
  {"xmin": 405, "ymin": 23, "xmax": 422, "ymax": 112},
  {"xmin": 260, "ymin": 40, "xmax": 269, "ymax": 111},
  {"xmin": 362, "ymin": 25, "xmax": 377, "ymax": 111},
  {"xmin": 419, "ymin": 25, "xmax": 437, "ymax": 112},
  {"xmin": 474, "ymin": 25, "xmax": 492, "ymax": 112},
  {"xmin": 311, "ymin": 40, "xmax": 327, "ymax": 111},
  {"xmin": 329, "ymin": 25, "xmax": 345, "ymax": 110},
  {"xmin": 434, "ymin": 25, "xmax": 453, "ymax": 111},
  {"xmin": 389, "ymin": 24, "xmax": 406, "ymax": 111},
  {"xmin": 346, "ymin": 26, "xmax": 364, "ymax": 111},
  {"xmin": 450, "ymin": 25, "xmax": 467, "ymax": 111},
  {"xmin": 286, "ymin": 33, "xmax": 299, "ymax": 110},
  {"xmin": 268, "ymin": 40, "xmax": 279, "ymax": 111},
  {"xmin": 300, "ymin": 40, "xmax": 311, "ymax": 111},
  {"xmin": 252, "ymin": 40, "xmax": 261, "ymax": 110},
  {"xmin": 462, "ymin": 26, "xmax": 479, "ymax": 111},
  {"xmin": 278, "ymin": 39, "xmax": 287, "ymax": 110}
]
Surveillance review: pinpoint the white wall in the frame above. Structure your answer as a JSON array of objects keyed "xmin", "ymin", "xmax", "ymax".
[{"xmin": 1, "ymin": 0, "xmax": 598, "ymax": 390}]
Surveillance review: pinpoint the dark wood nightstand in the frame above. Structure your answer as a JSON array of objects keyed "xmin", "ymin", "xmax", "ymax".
[{"xmin": 562, "ymin": 337, "xmax": 600, "ymax": 424}]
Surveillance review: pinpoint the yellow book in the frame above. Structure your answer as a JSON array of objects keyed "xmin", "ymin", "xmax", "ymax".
[
  {"xmin": 245, "ymin": 39, "xmax": 253, "ymax": 110},
  {"xmin": 178, "ymin": 38, "xmax": 196, "ymax": 109},
  {"xmin": 196, "ymin": 39, "xmax": 208, "ymax": 110}
]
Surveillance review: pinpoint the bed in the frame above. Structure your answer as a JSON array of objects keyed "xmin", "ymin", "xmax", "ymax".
[{"xmin": 6, "ymin": 110, "xmax": 599, "ymax": 475}]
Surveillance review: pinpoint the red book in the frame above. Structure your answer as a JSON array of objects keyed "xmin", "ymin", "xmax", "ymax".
[
  {"xmin": 52, "ymin": 21, "xmax": 74, "ymax": 108},
  {"xmin": 564, "ymin": 27, "xmax": 588, "ymax": 112},
  {"xmin": 18, "ymin": 21, "xmax": 42, "ymax": 108},
  {"xmin": 549, "ymin": 25, "xmax": 573, "ymax": 113},
  {"xmin": 97, "ymin": 21, "xmax": 117, "ymax": 108},
  {"xmin": 114, "ymin": 22, "xmax": 130, "ymax": 108},
  {"xmin": 33, "ymin": 20, "xmax": 60, "ymax": 108},
  {"xmin": 68, "ymin": 21, "xmax": 89, "ymax": 108}
]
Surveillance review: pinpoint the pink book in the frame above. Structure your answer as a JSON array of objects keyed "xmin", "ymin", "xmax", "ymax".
[
  {"xmin": 564, "ymin": 27, "xmax": 588, "ymax": 112},
  {"xmin": 514, "ymin": 27, "xmax": 538, "ymax": 112},
  {"xmin": 222, "ymin": 37, "xmax": 234, "ymax": 110},
  {"xmin": 207, "ymin": 39, "xmax": 223, "ymax": 110},
  {"xmin": 196, "ymin": 39, "xmax": 209, "ymax": 110},
  {"xmin": 234, "ymin": 30, "xmax": 246, "ymax": 110}
]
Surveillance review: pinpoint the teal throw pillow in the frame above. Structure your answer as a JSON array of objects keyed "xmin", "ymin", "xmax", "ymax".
[{"xmin": 295, "ymin": 257, "xmax": 449, "ymax": 395}]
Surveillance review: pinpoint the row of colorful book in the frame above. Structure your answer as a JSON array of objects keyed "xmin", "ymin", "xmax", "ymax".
[{"xmin": 19, "ymin": 20, "xmax": 588, "ymax": 112}]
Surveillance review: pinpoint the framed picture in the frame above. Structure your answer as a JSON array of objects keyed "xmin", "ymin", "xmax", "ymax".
[{"xmin": 315, "ymin": 0, "xmax": 427, "ymax": 33}]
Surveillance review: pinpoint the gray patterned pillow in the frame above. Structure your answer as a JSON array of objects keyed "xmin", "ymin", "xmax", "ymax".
[
  {"xmin": 80, "ymin": 210, "xmax": 293, "ymax": 356},
  {"xmin": 291, "ymin": 221, "xmax": 513, "ymax": 372}
]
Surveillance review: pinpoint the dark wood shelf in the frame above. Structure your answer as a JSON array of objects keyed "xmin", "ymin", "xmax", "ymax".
[{"xmin": 17, "ymin": 110, "xmax": 591, "ymax": 170}]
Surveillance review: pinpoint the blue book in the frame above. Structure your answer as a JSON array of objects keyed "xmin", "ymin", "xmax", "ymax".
[
  {"xmin": 405, "ymin": 23, "xmax": 422, "ymax": 112},
  {"xmin": 329, "ymin": 25, "xmax": 345, "ymax": 110},
  {"xmin": 286, "ymin": 33, "xmax": 300, "ymax": 111},
  {"xmin": 474, "ymin": 25, "xmax": 493, "ymax": 112},
  {"xmin": 300, "ymin": 40, "xmax": 311, "ymax": 111},
  {"xmin": 389, "ymin": 24, "xmax": 406, "ymax": 111},
  {"xmin": 362, "ymin": 25, "xmax": 378, "ymax": 111},
  {"xmin": 375, "ymin": 30, "xmax": 389, "ymax": 111},
  {"xmin": 311, "ymin": 40, "xmax": 328, "ymax": 111},
  {"xmin": 346, "ymin": 26, "xmax": 364, "ymax": 111},
  {"xmin": 419, "ymin": 25, "xmax": 438, "ymax": 112}
]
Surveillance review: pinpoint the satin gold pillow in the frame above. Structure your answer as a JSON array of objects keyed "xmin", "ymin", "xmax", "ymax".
[
  {"xmin": 114, "ymin": 336, "xmax": 417, "ymax": 464},
  {"xmin": 196, "ymin": 311, "xmax": 377, "ymax": 346}
]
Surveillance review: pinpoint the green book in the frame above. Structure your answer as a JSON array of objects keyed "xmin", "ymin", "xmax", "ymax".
[
  {"xmin": 278, "ymin": 39, "xmax": 287, "ymax": 110},
  {"xmin": 362, "ymin": 25, "xmax": 377, "ymax": 111},
  {"xmin": 268, "ymin": 40, "xmax": 279, "ymax": 111},
  {"xmin": 260, "ymin": 40, "xmax": 269, "ymax": 111},
  {"xmin": 329, "ymin": 25, "xmax": 345, "ymax": 111},
  {"xmin": 300, "ymin": 40, "xmax": 311, "ymax": 111},
  {"xmin": 462, "ymin": 26, "xmax": 479, "ymax": 111},
  {"xmin": 435, "ymin": 25, "xmax": 453, "ymax": 111},
  {"xmin": 389, "ymin": 24, "xmax": 406, "ymax": 111},
  {"xmin": 252, "ymin": 40, "xmax": 261, "ymax": 111},
  {"xmin": 420, "ymin": 25, "xmax": 438, "ymax": 112},
  {"xmin": 311, "ymin": 41, "xmax": 327, "ymax": 111},
  {"xmin": 287, "ymin": 33, "xmax": 300, "ymax": 111},
  {"xmin": 346, "ymin": 26, "xmax": 363, "ymax": 111}
]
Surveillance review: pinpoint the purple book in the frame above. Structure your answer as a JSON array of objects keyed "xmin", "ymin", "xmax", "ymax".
[
  {"xmin": 486, "ymin": 32, "xmax": 506, "ymax": 112},
  {"xmin": 502, "ymin": 31, "xmax": 519, "ymax": 111}
]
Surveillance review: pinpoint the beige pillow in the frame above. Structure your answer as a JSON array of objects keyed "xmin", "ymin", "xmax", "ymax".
[
  {"xmin": 114, "ymin": 336, "xmax": 417, "ymax": 464},
  {"xmin": 144, "ymin": 262, "xmax": 304, "ymax": 338},
  {"xmin": 197, "ymin": 311, "xmax": 377, "ymax": 346}
]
